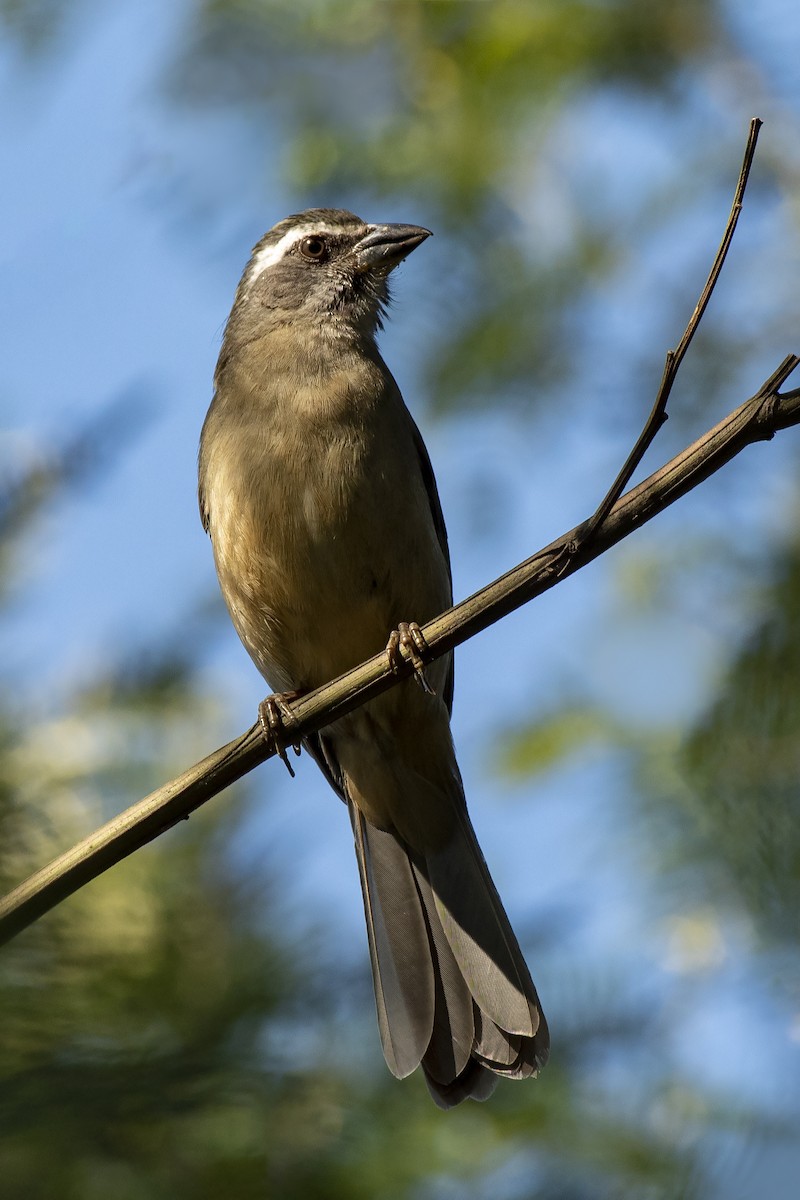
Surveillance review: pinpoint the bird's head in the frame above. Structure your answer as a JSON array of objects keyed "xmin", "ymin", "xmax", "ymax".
[{"xmin": 228, "ymin": 208, "xmax": 431, "ymax": 342}]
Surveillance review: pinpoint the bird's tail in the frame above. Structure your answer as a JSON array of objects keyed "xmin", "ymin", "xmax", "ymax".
[{"xmin": 350, "ymin": 800, "xmax": 548, "ymax": 1108}]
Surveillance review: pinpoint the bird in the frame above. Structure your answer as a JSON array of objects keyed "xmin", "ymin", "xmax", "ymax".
[{"xmin": 198, "ymin": 208, "xmax": 548, "ymax": 1107}]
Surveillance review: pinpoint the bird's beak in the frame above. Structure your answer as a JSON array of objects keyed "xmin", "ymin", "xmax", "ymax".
[{"xmin": 353, "ymin": 223, "xmax": 432, "ymax": 273}]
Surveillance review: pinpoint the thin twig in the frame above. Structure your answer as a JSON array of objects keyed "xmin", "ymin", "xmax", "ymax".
[
  {"xmin": 580, "ymin": 117, "xmax": 763, "ymax": 543},
  {"xmin": 1, "ymin": 355, "xmax": 798, "ymax": 946}
]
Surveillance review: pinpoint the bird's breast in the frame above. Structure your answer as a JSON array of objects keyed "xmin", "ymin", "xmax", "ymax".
[{"xmin": 200, "ymin": 369, "xmax": 450, "ymax": 694}]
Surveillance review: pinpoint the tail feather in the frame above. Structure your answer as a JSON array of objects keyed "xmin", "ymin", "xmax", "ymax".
[
  {"xmin": 423, "ymin": 811, "xmax": 537, "ymax": 1038},
  {"xmin": 351, "ymin": 809, "xmax": 435, "ymax": 1078},
  {"xmin": 424, "ymin": 1057, "xmax": 498, "ymax": 1110},
  {"xmin": 409, "ymin": 858, "xmax": 475, "ymax": 1081},
  {"xmin": 472, "ymin": 1007, "xmax": 522, "ymax": 1068},
  {"xmin": 351, "ymin": 797, "xmax": 548, "ymax": 1106}
]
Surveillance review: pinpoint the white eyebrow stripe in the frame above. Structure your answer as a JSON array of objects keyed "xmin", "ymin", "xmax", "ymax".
[{"xmin": 244, "ymin": 223, "xmax": 345, "ymax": 290}]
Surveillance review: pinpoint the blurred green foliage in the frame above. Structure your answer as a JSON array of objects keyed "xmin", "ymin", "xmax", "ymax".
[{"xmin": 682, "ymin": 534, "xmax": 800, "ymax": 951}]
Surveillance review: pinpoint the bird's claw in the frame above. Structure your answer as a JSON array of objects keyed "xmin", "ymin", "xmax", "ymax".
[
  {"xmin": 258, "ymin": 692, "xmax": 302, "ymax": 777},
  {"xmin": 386, "ymin": 621, "xmax": 436, "ymax": 695}
]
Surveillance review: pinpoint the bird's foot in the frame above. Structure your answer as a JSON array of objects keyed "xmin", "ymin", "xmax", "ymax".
[
  {"xmin": 258, "ymin": 692, "xmax": 303, "ymax": 778},
  {"xmin": 385, "ymin": 621, "xmax": 436, "ymax": 695}
]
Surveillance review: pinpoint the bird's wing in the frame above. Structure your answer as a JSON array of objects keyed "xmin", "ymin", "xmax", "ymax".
[
  {"xmin": 408, "ymin": 414, "xmax": 455, "ymax": 717},
  {"xmin": 408, "ymin": 415, "xmax": 451, "ymax": 586}
]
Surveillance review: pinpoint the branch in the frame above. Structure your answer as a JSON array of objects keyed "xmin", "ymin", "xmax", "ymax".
[
  {"xmin": 582, "ymin": 117, "xmax": 763, "ymax": 539},
  {"xmin": 0, "ymin": 118, "xmax": 792, "ymax": 946},
  {"xmin": 2, "ymin": 362, "xmax": 798, "ymax": 945}
]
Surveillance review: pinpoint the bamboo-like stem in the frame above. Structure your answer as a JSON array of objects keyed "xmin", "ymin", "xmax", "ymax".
[
  {"xmin": 1, "ymin": 366, "xmax": 798, "ymax": 945},
  {"xmin": 1, "ymin": 118, "xmax": 793, "ymax": 947}
]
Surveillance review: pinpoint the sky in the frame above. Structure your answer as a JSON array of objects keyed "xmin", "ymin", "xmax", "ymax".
[{"xmin": 2, "ymin": 2, "xmax": 800, "ymax": 1193}]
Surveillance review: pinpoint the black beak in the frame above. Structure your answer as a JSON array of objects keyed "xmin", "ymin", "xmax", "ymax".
[{"xmin": 353, "ymin": 223, "xmax": 432, "ymax": 272}]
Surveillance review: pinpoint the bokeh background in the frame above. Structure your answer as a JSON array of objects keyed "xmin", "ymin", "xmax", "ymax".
[{"xmin": 2, "ymin": 2, "xmax": 800, "ymax": 1197}]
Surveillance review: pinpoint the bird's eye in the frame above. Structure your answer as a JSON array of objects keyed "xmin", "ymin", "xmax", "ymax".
[{"xmin": 299, "ymin": 235, "xmax": 328, "ymax": 261}]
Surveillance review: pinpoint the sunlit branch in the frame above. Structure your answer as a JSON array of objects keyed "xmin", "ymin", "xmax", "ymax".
[{"xmin": 1, "ymin": 118, "xmax": 795, "ymax": 947}]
